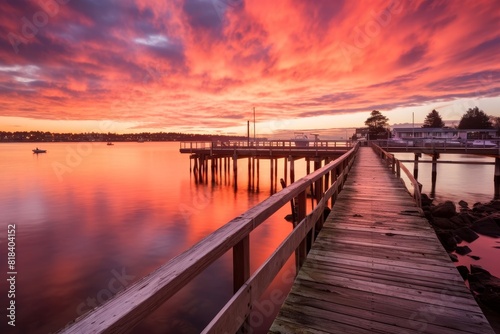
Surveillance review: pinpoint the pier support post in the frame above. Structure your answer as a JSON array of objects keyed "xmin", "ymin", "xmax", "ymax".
[
  {"xmin": 413, "ymin": 153, "xmax": 421, "ymax": 180},
  {"xmin": 247, "ymin": 157, "xmax": 252, "ymax": 191},
  {"xmin": 233, "ymin": 236, "xmax": 250, "ymax": 293},
  {"xmin": 296, "ymin": 190, "xmax": 307, "ymax": 271},
  {"xmin": 284, "ymin": 157, "xmax": 288, "ymax": 184},
  {"xmin": 233, "ymin": 153, "xmax": 238, "ymax": 191},
  {"xmin": 495, "ymin": 158, "xmax": 500, "ymax": 200},
  {"xmin": 431, "ymin": 153, "xmax": 439, "ymax": 198},
  {"xmin": 314, "ymin": 158, "xmax": 322, "ymax": 205},
  {"xmin": 256, "ymin": 157, "xmax": 260, "ymax": 192},
  {"xmin": 274, "ymin": 158, "xmax": 278, "ymax": 193},
  {"xmin": 270, "ymin": 157, "xmax": 274, "ymax": 193},
  {"xmin": 289, "ymin": 156, "xmax": 295, "ymax": 184}
]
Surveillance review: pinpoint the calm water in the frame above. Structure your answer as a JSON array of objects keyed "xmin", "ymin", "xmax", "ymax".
[
  {"xmin": 395, "ymin": 152, "xmax": 500, "ymax": 279},
  {"xmin": 0, "ymin": 142, "xmax": 303, "ymax": 334},
  {"xmin": 1, "ymin": 144, "xmax": 498, "ymax": 333}
]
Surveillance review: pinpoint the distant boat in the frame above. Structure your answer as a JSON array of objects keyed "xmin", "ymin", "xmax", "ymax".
[
  {"xmin": 137, "ymin": 138, "xmax": 145, "ymax": 143},
  {"xmin": 470, "ymin": 140, "xmax": 498, "ymax": 148},
  {"xmin": 33, "ymin": 148, "xmax": 47, "ymax": 153},
  {"xmin": 294, "ymin": 133, "xmax": 310, "ymax": 147},
  {"xmin": 107, "ymin": 142, "xmax": 114, "ymax": 146}
]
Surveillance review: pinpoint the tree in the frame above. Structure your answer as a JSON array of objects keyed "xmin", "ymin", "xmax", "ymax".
[
  {"xmin": 458, "ymin": 107, "xmax": 492, "ymax": 129},
  {"xmin": 422, "ymin": 109, "xmax": 445, "ymax": 128},
  {"xmin": 491, "ymin": 116, "xmax": 500, "ymax": 136},
  {"xmin": 365, "ymin": 110, "xmax": 390, "ymax": 139}
]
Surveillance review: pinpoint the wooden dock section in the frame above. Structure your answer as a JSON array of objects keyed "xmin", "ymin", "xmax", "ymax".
[{"xmin": 270, "ymin": 147, "xmax": 495, "ymax": 334}]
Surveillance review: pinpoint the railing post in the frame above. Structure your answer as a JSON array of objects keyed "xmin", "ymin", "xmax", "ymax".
[
  {"xmin": 296, "ymin": 190, "xmax": 307, "ymax": 272},
  {"xmin": 233, "ymin": 236, "xmax": 250, "ymax": 293},
  {"xmin": 392, "ymin": 155, "xmax": 396, "ymax": 174},
  {"xmin": 396, "ymin": 160, "xmax": 401, "ymax": 179}
]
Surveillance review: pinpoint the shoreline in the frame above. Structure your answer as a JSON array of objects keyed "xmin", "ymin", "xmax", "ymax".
[{"xmin": 424, "ymin": 195, "xmax": 500, "ymax": 333}]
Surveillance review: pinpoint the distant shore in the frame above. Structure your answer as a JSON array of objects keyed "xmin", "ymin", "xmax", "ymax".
[{"xmin": 0, "ymin": 130, "xmax": 248, "ymax": 143}]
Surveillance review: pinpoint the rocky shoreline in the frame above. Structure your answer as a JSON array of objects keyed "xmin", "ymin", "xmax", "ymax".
[{"xmin": 422, "ymin": 195, "xmax": 500, "ymax": 330}]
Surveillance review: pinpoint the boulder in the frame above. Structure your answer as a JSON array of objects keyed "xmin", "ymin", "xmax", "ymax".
[
  {"xmin": 473, "ymin": 203, "xmax": 497, "ymax": 214},
  {"xmin": 454, "ymin": 227, "xmax": 479, "ymax": 243},
  {"xmin": 457, "ymin": 212, "xmax": 475, "ymax": 226},
  {"xmin": 450, "ymin": 215, "xmax": 469, "ymax": 228},
  {"xmin": 431, "ymin": 201, "xmax": 457, "ymax": 218},
  {"xmin": 457, "ymin": 265, "xmax": 469, "ymax": 280},
  {"xmin": 477, "ymin": 293, "xmax": 500, "ymax": 309},
  {"xmin": 472, "ymin": 217, "xmax": 500, "ymax": 238},
  {"xmin": 488, "ymin": 200, "xmax": 500, "ymax": 210},
  {"xmin": 432, "ymin": 217, "xmax": 458, "ymax": 230},
  {"xmin": 458, "ymin": 200, "xmax": 469, "ymax": 209},
  {"xmin": 421, "ymin": 193, "xmax": 433, "ymax": 207},
  {"xmin": 470, "ymin": 264, "xmax": 491, "ymax": 276},
  {"xmin": 455, "ymin": 245, "xmax": 472, "ymax": 255},
  {"xmin": 436, "ymin": 231, "xmax": 457, "ymax": 251}
]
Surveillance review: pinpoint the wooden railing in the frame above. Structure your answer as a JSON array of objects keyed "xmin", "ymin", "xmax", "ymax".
[
  {"xmin": 371, "ymin": 143, "xmax": 422, "ymax": 208},
  {"xmin": 179, "ymin": 139, "xmax": 353, "ymax": 152},
  {"xmin": 59, "ymin": 144, "xmax": 360, "ymax": 334},
  {"xmin": 372, "ymin": 138, "xmax": 500, "ymax": 153}
]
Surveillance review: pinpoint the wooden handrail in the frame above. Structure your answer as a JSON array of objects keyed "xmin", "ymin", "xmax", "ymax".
[
  {"xmin": 370, "ymin": 143, "xmax": 422, "ymax": 208},
  {"xmin": 59, "ymin": 144, "xmax": 359, "ymax": 334}
]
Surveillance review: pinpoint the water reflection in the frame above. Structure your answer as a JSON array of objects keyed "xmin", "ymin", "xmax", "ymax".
[{"xmin": 0, "ymin": 143, "xmax": 297, "ymax": 333}]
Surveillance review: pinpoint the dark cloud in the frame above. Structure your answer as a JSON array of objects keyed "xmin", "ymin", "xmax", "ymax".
[
  {"xmin": 398, "ymin": 43, "xmax": 428, "ymax": 67},
  {"xmin": 183, "ymin": 0, "xmax": 223, "ymax": 37}
]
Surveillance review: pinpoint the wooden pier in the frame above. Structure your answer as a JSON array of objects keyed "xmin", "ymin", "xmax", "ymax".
[
  {"xmin": 269, "ymin": 146, "xmax": 495, "ymax": 334},
  {"xmin": 58, "ymin": 142, "xmax": 495, "ymax": 334}
]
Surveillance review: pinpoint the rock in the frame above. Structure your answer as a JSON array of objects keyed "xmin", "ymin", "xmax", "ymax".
[
  {"xmin": 487, "ymin": 212, "xmax": 500, "ymax": 224},
  {"xmin": 432, "ymin": 217, "xmax": 458, "ymax": 230},
  {"xmin": 455, "ymin": 245, "xmax": 472, "ymax": 255},
  {"xmin": 468, "ymin": 255, "xmax": 481, "ymax": 260},
  {"xmin": 457, "ymin": 212, "xmax": 475, "ymax": 226},
  {"xmin": 472, "ymin": 217, "xmax": 500, "ymax": 238},
  {"xmin": 477, "ymin": 293, "xmax": 500, "ymax": 309},
  {"xmin": 457, "ymin": 265, "xmax": 469, "ymax": 280},
  {"xmin": 436, "ymin": 231, "xmax": 457, "ymax": 251},
  {"xmin": 454, "ymin": 227, "xmax": 479, "ymax": 243},
  {"xmin": 470, "ymin": 264, "xmax": 491, "ymax": 276},
  {"xmin": 458, "ymin": 200, "xmax": 469, "ymax": 208},
  {"xmin": 421, "ymin": 193, "xmax": 433, "ymax": 207},
  {"xmin": 449, "ymin": 253, "xmax": 458, "ymax": 262},
  {"xmin": 431, "ymin": 201, "xmax": 457, "ymax": 218},
  {"xmin": 284, "ymin": 214, "xmax": 294, "ymax": 222},
  {"xmin": 469, "ymin": 266, "xmax": 500, "ymax": 305},
  {"xmin": 473, "ymin": 203, "xmax": 497, "ymax": 214},
  {"xmin": 488, "ymin": 200, "xmax": 500, "ymax": 210},
  {"xmin": 450, "ymin": 215, "xmax": 469, "ymax": 228}
]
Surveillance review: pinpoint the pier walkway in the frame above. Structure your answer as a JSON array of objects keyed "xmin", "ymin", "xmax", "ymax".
[{"xmin": 270, "ymin": 147, "xmax": 494, "ymax": 334}]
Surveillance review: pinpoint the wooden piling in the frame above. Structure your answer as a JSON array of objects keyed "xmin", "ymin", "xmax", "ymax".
[
  {"xmin": 431, "ymin": 153, "xmax": 438, "ymax": 198},
  {"xmin": 413, "ymin": 152, "xmax": 421, "ymax": 180},
  {"xmin": 495, "ymin": 158, "xmax": 500, "ymax": 200}
]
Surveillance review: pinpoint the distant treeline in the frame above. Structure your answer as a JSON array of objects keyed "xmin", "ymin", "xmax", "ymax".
[{"xmin": 0, "ymin": 131, "xmax": 249, "ymax": 142}]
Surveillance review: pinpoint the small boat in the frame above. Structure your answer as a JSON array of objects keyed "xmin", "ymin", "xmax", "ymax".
[
  {"xmin": 294, "ymin": 133, "xmax": 310, "ymax": 147},
  {"xmin": 470, "ymin": 140, "xmax": 498, "ymax": 148},
  {"xmin": 107, "ymin": 142, "xmax": 114, "ymax": 145},
  {"xmin": 33, "ymin": 148, "xmax": 47, "ymax": 153},
  {"xmin": 137, "ymin": 138, "xmax": 145, "ymax": 143}
]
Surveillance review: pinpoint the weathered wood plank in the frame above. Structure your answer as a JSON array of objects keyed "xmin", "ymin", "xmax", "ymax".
[{"xmin": 269, "ymin": 147, "xmax": 495, "ymax": 334}]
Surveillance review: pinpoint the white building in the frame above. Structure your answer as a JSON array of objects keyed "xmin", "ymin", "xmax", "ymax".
[{"xmin": 392, "ymin": 128, "xmax": 497, "ymax": 140}]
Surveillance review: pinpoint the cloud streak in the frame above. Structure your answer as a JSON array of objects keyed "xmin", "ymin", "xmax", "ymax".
[{"xmin": 0, "ymin": 0, "xmax": 499, "ymax": 133}]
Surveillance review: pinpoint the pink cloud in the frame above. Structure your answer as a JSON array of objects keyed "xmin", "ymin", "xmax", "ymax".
[{"xmin": 0, "ymin": 0, "xmax": 499, "ymax": 133}]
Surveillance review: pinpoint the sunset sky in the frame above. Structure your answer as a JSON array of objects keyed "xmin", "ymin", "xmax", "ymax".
[{"xmin": 0, "ymin": 0, "xmax": 499, "ymax": 136}]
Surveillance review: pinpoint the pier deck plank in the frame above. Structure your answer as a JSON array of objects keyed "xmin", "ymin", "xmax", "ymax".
[{"xmin": 269, "ymin": 147, "xmax": 495, "ymax": 334}]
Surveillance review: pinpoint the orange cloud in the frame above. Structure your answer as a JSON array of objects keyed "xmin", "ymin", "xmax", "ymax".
[{"xmin": 0, "ymin": 0, "xmax": 499, "ymax": 133}]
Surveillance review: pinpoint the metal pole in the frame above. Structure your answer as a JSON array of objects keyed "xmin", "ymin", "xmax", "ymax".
[{"xmin": 253, "ymin": 107, "xmax": 256, "ymax": 143}]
